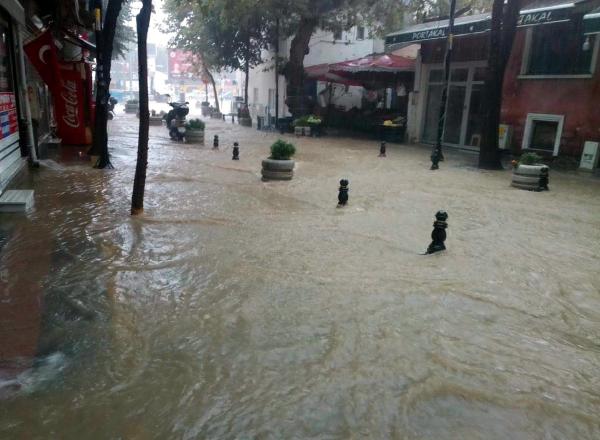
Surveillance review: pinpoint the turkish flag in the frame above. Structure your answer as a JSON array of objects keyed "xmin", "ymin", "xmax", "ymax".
[{"xmin": 23, "ymin": 30, "xmax": 61, "ymax": 92}]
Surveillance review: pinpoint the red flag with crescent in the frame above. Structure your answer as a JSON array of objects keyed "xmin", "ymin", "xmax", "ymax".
[{"xmin": 24, "ymin": 30, "xmax": 61, "ymax": 92}]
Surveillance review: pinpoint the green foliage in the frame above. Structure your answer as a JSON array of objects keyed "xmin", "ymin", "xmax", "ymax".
[
  {"xmin": 519, "ymin": 152, "xmax": 543, "ymax": 165},
  {"xmin": 293, "ymin": 115, "xmax": 321, "ymax": 127},
  {"xmin": 185, "ymin": 118, "xmax": 205, "ymax": 130},
  {"xmin": 112, "ymin": 2, "xmax": 136, "ymax": 60},
  {"xmin": 270, "ymin": 139, "xmax": 296, "ymax": 160}
]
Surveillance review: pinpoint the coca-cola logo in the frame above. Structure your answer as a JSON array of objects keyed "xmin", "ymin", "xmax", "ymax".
[{"xmin": 61, "ymin": 80, "xmax": 79, "ymax": 128}]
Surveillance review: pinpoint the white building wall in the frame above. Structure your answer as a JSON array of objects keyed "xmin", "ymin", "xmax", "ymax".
[{"xmin": 246, "ymin": 26, "xmax": 384, "ymax": 121}]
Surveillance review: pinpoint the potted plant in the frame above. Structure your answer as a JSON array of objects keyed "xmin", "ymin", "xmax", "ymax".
[
  {"xmin": 511, "ymin": 152, "xmax": 549, "ymax": 191},
  {"xmin": 262, "ymin": 139, "xmax": 296, "ymax": 181},
  {"xmin": 125, "ymin": 99, "xmax": 139, "ymax": 114},
  {"xmin": 185, "ymin": 118, "xmax": 205, "ymax": 143},
  {"xmin": 293, "ymin": 115, "xmax": 310, "ymax": 136}
]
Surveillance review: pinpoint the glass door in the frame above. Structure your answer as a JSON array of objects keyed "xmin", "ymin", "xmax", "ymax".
[{"xmin": 421, "ymin": 64, "xmax": 486, "ymax": 149}]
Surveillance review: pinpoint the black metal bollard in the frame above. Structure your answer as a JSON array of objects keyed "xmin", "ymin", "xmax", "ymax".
[
  {"xmin": 213, "ymin": 135, "xmax": 219, "ymax": 149},
  {"xmin": 232, "ymin": 142, "xmax": 239, "ymax": 160},
  {"xmin": 337, "ymin": 179, "xmax": 349, "ymax": 206},
  {"xmin": 231, "ymin": 114, "xmax": 235, "ymax": 123},
  {"xmin": 379, "ymin": 142, "xmax": 386, "ymax": 157},
  {"xmin": 426, "ymin": 210, "xmax": 448, "ymax": 254}
]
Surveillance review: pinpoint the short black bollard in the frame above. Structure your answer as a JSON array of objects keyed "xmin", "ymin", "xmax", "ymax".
[
  {"xmin": 379, "ymin": 142, "xmax": 386, "ymax": 157},
  {"xmin": 213, "ymin": 135, "xmax": 219, "ymax": 149},
  {"xmin": 232, "ymin": 142, "xmax": 239, "ymax": 160},
  {"xmin": 231, "ymin": 114, "xmax": 235, "ymax": 123},
  {"xmin": 337, "ymin": 179, "xmax": 349, "ymax": 207},
  {"xmin": 426, "ymin": 210, "xmax": 448, "ymax": 254}
]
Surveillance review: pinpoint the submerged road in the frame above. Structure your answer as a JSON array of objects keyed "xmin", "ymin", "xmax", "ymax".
[{"xmin": 1, "ymin": 113, "xmax": 600, "ymax": 439}]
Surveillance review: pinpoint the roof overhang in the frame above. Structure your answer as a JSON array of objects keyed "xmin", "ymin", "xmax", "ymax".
[
  {"xmin": 584, "ymin": 11, "xmax": 600, "ymax": 34},
  {"xmin": 1, "ymin": 0, "xmax": 26, "ymax": 27}
]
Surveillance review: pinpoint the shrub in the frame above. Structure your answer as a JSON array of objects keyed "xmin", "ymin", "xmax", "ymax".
[
  {"xmin": 293, "ymin": 115, "xmax": 321, "ymax": 127},
  {"xmin": 270, "ymin": 139, "xmax": 296, "ymax": 160},
  {"xmin": 185, "ymin": 118, "xmax": 205, "ymax": 130},
  {"xmin": 519, "ymin": 152, "xmax": 542, "ymax": 165}
]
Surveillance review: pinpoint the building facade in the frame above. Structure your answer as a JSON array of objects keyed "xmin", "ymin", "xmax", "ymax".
[
  {"xmin": 246, "ymin": 25, "xmax": 385, "ymax": 123},
  {"xmin": 387, "ymin": 0, "xmax": 600, "ymax": 159}
]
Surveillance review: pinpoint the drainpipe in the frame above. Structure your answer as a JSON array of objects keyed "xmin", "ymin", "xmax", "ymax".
[{"xmin": 15, "ymin": 25, "xmax": 38, "ymax": 164}]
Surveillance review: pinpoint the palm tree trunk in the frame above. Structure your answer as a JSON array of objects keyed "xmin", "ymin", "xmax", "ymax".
[{"xmin": 131, "ymin": 0, "xmax": 152, "ymax": 215}]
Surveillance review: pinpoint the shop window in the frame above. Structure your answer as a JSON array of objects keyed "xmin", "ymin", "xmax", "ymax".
[
  {"xmin": 356, "ymin": 26, "xmax": 365, "ymax": 40},
  {"xmin": 525, "ymin": 23, "xmax": 596, "ymax": 76}
]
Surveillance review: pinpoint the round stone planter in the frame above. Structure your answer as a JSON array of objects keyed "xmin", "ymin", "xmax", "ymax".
[
  {"xmin": 511, "ymin": 164, "xmax": 549, "ymax": 191},
  {"xmin": 261, "ymin": 158, "xmax": 295, "ymax": 181},
  {"xmin": 124, "ymin": 104, "xmax": 139, "ymax": 114},
  {"xmin": 185, "ymin": 129, "xmax": 205, "ymax": 144},
  {"xmin": 239, "ymin": 117, "xmax": 252, "ymax": 127}
]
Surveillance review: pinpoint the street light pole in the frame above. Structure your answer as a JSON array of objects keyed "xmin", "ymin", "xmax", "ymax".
[{"xmin": 431, "ymin": 0, "xmax": 457, "ymax": 170}]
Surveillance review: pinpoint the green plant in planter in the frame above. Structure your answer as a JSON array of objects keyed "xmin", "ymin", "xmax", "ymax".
[
  {"xmin": 270, "ymin": 139, "xmax": 296, "ymax": 160},
  {"xmin": 185, "ymin": 118, "xmax": 205, "ymax": 130},
  {"xmin": 518, "ymin": 152, "xmax": 542, "ymax": 165}
]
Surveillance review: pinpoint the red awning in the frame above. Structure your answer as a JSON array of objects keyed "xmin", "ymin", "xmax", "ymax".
[
  {"xmin": 305, "ymin": 63, "xmax": 362, "ymax": 86},
  {"xmin": 330, "ymin": 54, "xmax": 415, "ymax": 74}
]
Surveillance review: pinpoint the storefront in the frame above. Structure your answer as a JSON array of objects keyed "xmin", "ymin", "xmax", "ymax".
[
  {"xmin": 386, "ymin": 0, "xmax": 600, "ymax": 157},
  {"xmin": 0, "ymin": 3, "xmax": 24, "ymax": 190}
]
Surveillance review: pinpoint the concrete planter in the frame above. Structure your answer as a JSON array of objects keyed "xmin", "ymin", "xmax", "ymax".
[
  {"xmin": 261, "ymin": 158, "xmax": 295, "ymax": 181},
  {"xmin": 239, "ymin": 117, "xmax": 252, "ymax": 127},
  {"xmin": 185, "ymin": 129, "xmax": 204, "ymax": 144},
  {"xmin": 210, "ymin": 112, "xmax": 223, "ymax": 119},
  {"xmin": 511, "ymin": 164, "xmax": 549, "ymax": 191},
  {"xmin": 295, "ymin": 126, "xmax": 311, "ymax": 136},
  {"xmin": 124, "ymin": 103, "xmax": 139, "ymax": 114},
  {"xmin": 149, "ymin": 116, "xmax": 163, "ymax": 126}
]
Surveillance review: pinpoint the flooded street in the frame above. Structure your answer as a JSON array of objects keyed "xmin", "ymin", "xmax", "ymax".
[{"xmin": 1, "ymin": 114, "xmax": 600, "ymax": 439}]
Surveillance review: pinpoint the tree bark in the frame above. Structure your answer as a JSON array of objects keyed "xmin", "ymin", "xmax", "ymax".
[
  {"xmin": 204, "ymin": 67, "xmax": 220, "ymax": 113},
  {"xmin": 90, "ymin": 0, "xmax": 124, "ymax": 168},
  {"xmin": 285, "ymin": 16, "xmax": 317, "ymax": 117},
  {"xmin": 244, "ymin": 58, "xmax": 250, "ymax": 105},
  {"xmin": 131, "ymin": 0, "xmax": 152, "ymax": 215},
  {"xmin": 479, "ymin": 0, "xmax": 520, "ymax": 169}
]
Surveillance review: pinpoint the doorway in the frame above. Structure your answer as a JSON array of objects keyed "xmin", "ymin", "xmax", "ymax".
[{"xmin": 421, "ymin": 63, "xmax": 486, "ymax": 150}]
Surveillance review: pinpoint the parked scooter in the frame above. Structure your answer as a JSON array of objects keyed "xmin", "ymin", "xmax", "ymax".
[{"xmin": 165, "ymin": 100, "xmax": 190, "ymax": 141}]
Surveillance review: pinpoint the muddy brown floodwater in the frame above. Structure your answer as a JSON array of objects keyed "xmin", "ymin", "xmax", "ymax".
[{"xmin": 1, "ymin": 114, "xmax": 599, "ymax": 439}]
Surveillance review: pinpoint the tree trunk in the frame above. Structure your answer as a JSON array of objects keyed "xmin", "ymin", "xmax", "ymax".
[
  {"xmin": 90, "ymin": 0, "xmax": 124, "ymax": 168},
  {"xmin": 244, "ymin": 58, "xmax": 250, "ymax": 105},
  {"xmin": 204, "ymin": 67, "xmax": 220, "ymax": 113},
  {"xmin": 131, "ymin": 0, "xmax": 152, "ymax": 215},
  {"xmin": 285, "ymin": 16, "xmax": 317, "ymax": 117},
  {"xmin": 479, "ymin": 0, "xmax": 520, "ymax": 169}
]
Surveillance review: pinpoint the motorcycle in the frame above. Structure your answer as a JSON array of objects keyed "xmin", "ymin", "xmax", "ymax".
[{"xmin": 165, "ymin": 101, "xmax": 189, "ymax": 142}]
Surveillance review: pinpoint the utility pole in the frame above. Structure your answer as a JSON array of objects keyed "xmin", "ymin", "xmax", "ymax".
[{"xmin": 430, "ymin": 0, "xmax": 457, "ymax": 170}]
